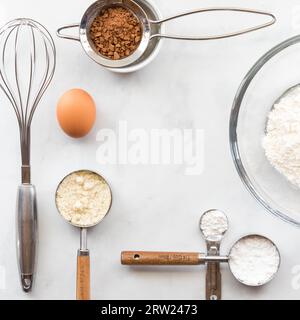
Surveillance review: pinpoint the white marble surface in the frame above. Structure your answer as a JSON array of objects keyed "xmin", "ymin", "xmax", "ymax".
[{"xmin": 0, "ymin": 0, "xmax": 300, "ymax": 300}]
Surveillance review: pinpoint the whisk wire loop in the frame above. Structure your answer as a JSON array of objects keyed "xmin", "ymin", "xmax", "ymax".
[{"xmin": 0, "ymin": 18, "xmax": 56, "ymax": 175}]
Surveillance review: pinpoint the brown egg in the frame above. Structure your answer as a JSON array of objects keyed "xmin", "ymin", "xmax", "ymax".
[{"xmin": 57, "ymin": 89, "xmax": 96, "ymax": 138}]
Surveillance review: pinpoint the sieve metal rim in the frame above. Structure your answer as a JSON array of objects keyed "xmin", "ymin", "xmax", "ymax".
[{"xmin": 79, "ymin": 0, "xmax": 151, "ymax": 68}]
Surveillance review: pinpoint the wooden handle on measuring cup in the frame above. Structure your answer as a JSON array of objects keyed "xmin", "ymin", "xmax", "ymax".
[
  {"xmin": 121, "ymin": 251, "xmax": 204, "ymax": 265},
  {"xmin": 206, "ymin": 262, "xmax": 222, "ymax": 300},
  {"xmin": 76, "ymin": 250, "xmax": 90, "ymax": 300}
]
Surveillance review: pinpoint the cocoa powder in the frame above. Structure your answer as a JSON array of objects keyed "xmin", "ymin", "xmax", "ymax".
[{"xmin": 90, "ymin": 6, "xmax": 142, "ymax": 60}]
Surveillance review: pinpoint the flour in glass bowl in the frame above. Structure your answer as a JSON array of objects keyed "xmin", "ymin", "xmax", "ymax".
[{"xmin": 263, "ymin": 85, "xmax": 300, "ymax": 188}]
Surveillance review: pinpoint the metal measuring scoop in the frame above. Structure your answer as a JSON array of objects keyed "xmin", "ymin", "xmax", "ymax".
[
  {"xmin": 55, "ymin": 170, "xmax": 112, "ymax": 300},
  {"xmin": 57, "ymin": 0, "xmax": 276, "ymax": 69},
  {"xmin": 199, "ymin": 210, "xmax": 229, "ymax": 300},
  {"xmin": 121, "ymin": 234, "xmax": 280, "ymax": 288}
]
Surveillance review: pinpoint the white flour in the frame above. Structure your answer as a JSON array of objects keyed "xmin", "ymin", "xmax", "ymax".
[
  {"xmin": 56, "ymin": 170, "xmax": 111, "ymax": 227},
  {"xmin": 229, "ymin": 235, "xmax": 280, "ymax": 286},
  {"xmin": 263, "ymin": 85, "xmax": 300, "ymax": 188},
  {"xmin": 201, "ymin": 210, "xmax": 228, "ymax": 239}
]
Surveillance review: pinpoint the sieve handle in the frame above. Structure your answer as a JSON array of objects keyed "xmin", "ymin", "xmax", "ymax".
[
  {"xmin": 121, "ymin": 251, "xmax": 205, "ymax": 265},
  {"xmin": 149, "ymin": 7, "xmax": 276, "ymax": 41},
  {"xmin": 57, "ymin": 24, "xmax": 80, "ymax": 42}
]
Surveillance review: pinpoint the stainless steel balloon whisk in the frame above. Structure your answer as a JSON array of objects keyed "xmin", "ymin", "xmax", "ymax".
[{"xmin": 0, "ymin": 19, "xmax": 56, "ymax": 292}]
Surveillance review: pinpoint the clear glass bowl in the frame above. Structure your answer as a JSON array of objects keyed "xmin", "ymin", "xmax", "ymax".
[{"xmin": 230, "ymin": 35, "xmax": 300, "ymax": 227}]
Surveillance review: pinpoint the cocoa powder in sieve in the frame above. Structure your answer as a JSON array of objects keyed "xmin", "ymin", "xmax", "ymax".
[{"xmin": 90, "ymin": 6, "xmax": 142, "ymax": 60}]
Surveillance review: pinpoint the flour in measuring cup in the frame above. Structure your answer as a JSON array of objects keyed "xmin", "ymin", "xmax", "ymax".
[
  {"xmin": 229, "ymin": 235, "xmax": 280, "ymax": 286},
  {"xmin": 56, "ymin": 170, "xmax": 111, "ymax": 227}
]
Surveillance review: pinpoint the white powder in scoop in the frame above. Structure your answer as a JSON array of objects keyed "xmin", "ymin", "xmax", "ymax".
[
  {"xmin": 229, "ymin": 235, "xmax": 280, "ymax": 286},
  {"xmin": 201, "ymin": 210, "xmax": 228, "ymax": 239},
  {"xmin": 56, "ymin": 170, "xmax": 111, "ymax": 227},
  {"xmin": 263, "ymin": 85, "xmax": 300, "ymax": 188}
]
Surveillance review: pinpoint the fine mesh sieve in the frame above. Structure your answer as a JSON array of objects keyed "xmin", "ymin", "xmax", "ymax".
[{"xmin": 57, "ymin": 0, "xmax": 276, "ymax": 69}]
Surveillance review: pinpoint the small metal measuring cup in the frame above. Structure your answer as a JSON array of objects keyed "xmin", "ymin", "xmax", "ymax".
[
  {"xmin": 55, "ymin": 170, "xmax": 112, "ymax": 300},
  {"xmin": 57, "ymin": 0, "xmax": 276, "ymax": 70},
  {"xmin": 121, "ymin": 235, "xmax": 280, "ymax": 289},
  {"xmin": 199, "ymin": 210, "xmax": 229, "ymax": 300}
]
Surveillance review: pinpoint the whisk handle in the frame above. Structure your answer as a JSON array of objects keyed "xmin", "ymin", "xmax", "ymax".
[{"xmin": 16, "ymin": 184, "xmax": 37, "ymax": 292}]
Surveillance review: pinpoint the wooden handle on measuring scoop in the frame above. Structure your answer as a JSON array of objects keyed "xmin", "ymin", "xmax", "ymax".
[
  {"xmin": 121, "ymin": 251, "xmax": 203, "ymax": 265},
  {"xmin": 76, "ymin": 251, "xmax": 90, "ymax": 300}
]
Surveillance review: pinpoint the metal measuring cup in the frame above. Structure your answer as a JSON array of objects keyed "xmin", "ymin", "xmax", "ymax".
[
  {"xmin": 57, "ymin": 0, "xmax": 276, "ymax": 69},
  {"xmin": 227, "ymin": 234, "xmax": 281, "ymax": 287},
  {"xmin": 199, "ymin": 210, "xmax": 229, "ymax": 300},
  {"xmin": 55, "ymin": 170, "xmax": 112, "ymax": 300},
  {"xmin": 121, "ymin": 234, "xmax": 280, "ymax": 288}
]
